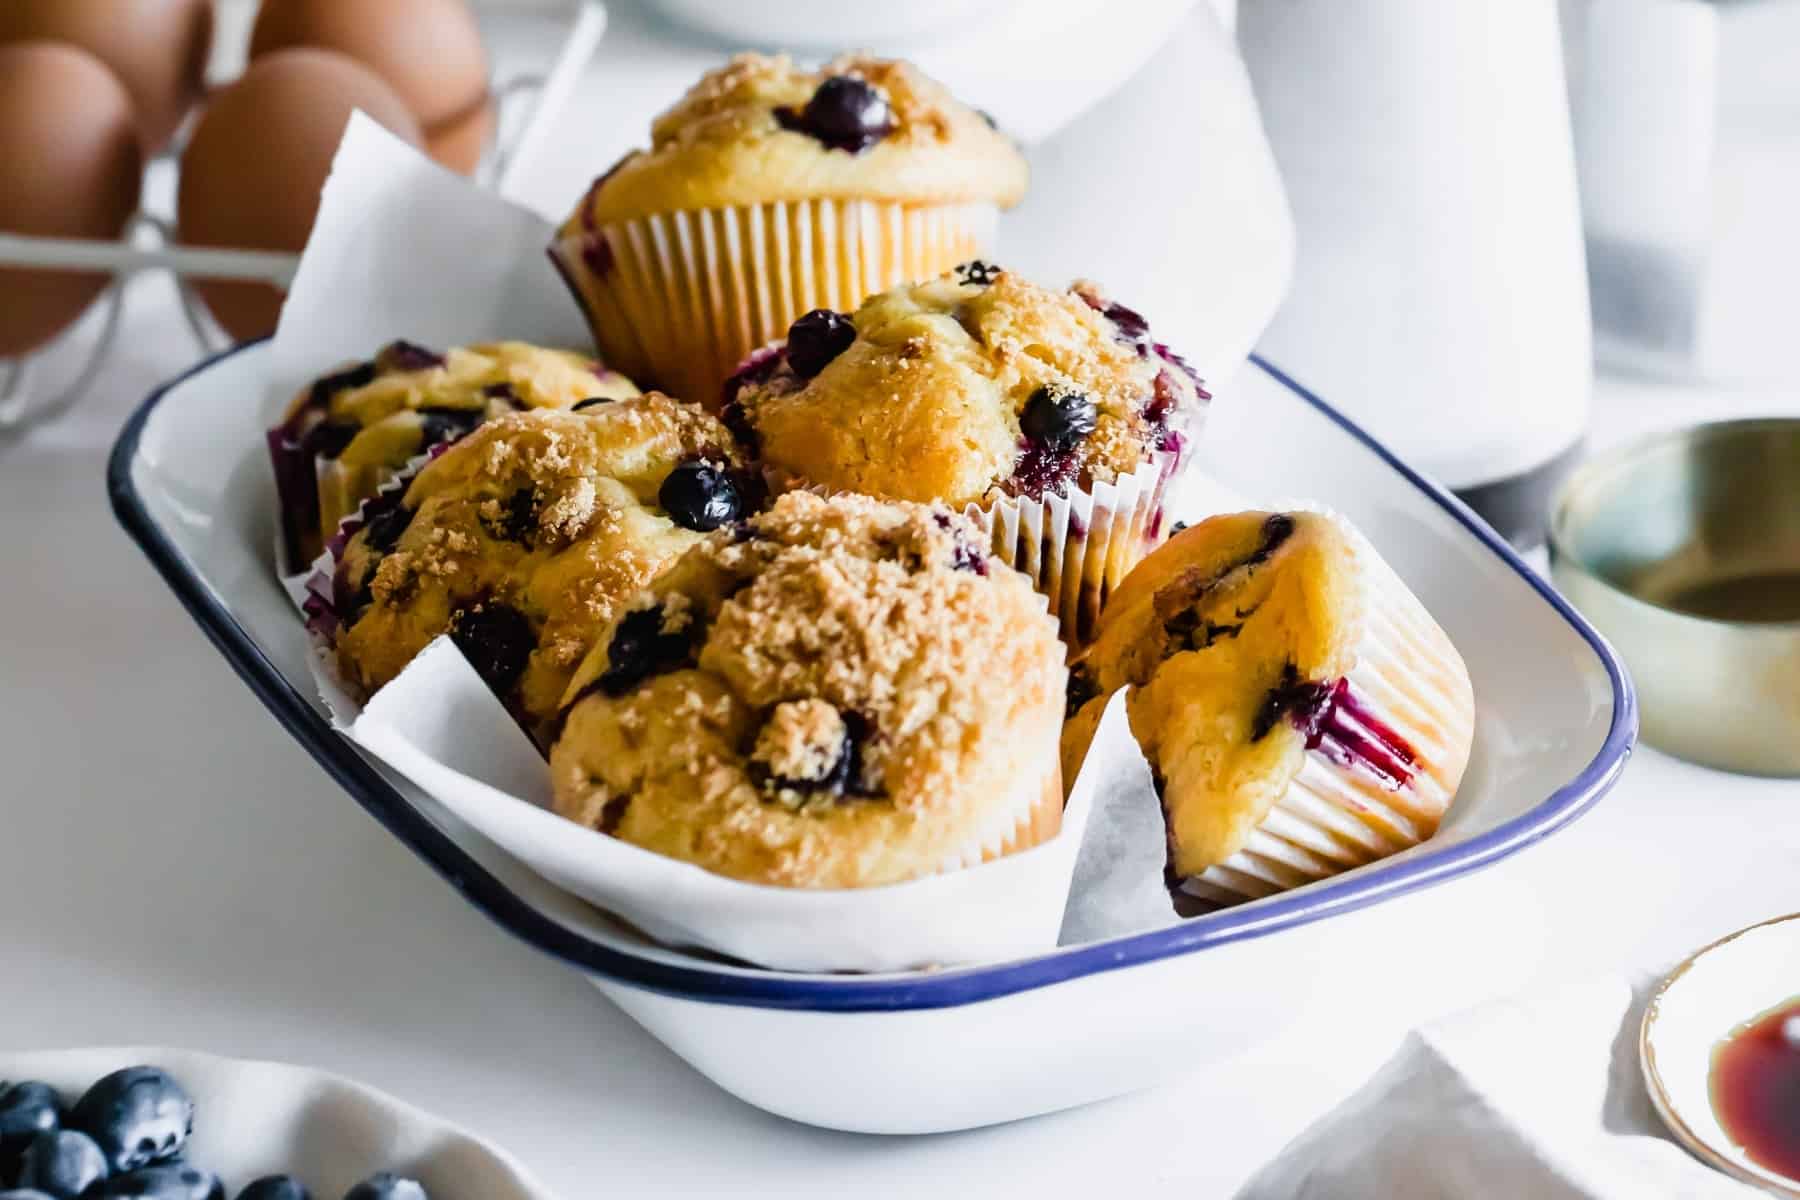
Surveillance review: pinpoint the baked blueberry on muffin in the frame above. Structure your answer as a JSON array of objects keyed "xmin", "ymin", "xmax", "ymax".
[
  {"xmin": 1065, "ymin": 509, "xmax": 1474, "ymax": 910},
  {"xmin": 320, "ymin": 397, "xmax": 749, "ymax": 735},
  {"xmin": 550, "ymin": 53, "xmax": 1026, "ymax": 409},
  {"xmin": 549, "ymin": 491, "xmax": 1066, "ymax": 888},
  {"xmin": 723, "ymin": 263, "xmax": 1209, "ymax": 640},
  {"xmin": 270, "ymin": 339, "xmax": 639, "ymax": 569}
]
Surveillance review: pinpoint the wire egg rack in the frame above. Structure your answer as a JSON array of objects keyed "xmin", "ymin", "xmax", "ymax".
[{"xmin": 0, "ymin": 0, "xmax": 605, "ymax": 434}]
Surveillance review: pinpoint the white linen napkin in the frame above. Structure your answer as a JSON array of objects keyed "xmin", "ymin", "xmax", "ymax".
[{"xmin": 1234, "ymin": 974, "xmax": 1758, "ymax": 1200}]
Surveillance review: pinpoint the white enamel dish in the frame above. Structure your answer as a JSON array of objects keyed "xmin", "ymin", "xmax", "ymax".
[
  {"xmin": 0, "ymin": 1047, "xmax": 552, "ymax": 1198},
  {"xmin": 1642, "ymin": 914, "xmax": 1800, "ymax": 1196},
  {"xmin": 109, "ymin": 344, "xmax": 1636, "ymax": 1134}
]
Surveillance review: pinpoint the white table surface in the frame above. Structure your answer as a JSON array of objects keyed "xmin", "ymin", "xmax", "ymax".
[{"xmin": 5, "ymin": 5, "xmax": 1800, "ymax": 1198}]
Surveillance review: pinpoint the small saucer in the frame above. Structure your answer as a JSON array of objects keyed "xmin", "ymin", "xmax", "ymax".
[{"xmin": 1642, "ymin": 913, "xmax": 1800, "ymax": 1197}]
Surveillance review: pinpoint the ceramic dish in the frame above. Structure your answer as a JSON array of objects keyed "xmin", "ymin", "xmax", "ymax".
[
  {"xmin": 109, "ymin": 344, "xmax": 1636, "ymax": 1134},
  {"xmin": 0, "ymin": 1046, "xmax": 551, "ymax": 1198},
  {"xmin": 1642, "ymin": 913, "xmax": 1800, "ymax": 1197}
]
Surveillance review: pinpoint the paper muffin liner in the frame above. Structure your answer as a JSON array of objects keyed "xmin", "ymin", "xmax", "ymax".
[
  {"xmin": 966, "ymin": 451, "xmax": 1180, "ymax": 647},
  {"xmin": 331, "ymin": 635, "xmax": 1107, "ymax": 973},
  {"xmin": 550, "ymin": 198, "xmax": 998, "ymax": 406},
  {"xmin": 1173, "ymin": 510, "xmax": 1477, "ymax": 910}
]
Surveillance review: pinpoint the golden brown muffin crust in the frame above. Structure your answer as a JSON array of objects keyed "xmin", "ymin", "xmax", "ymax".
[
  {"xmin": 550, "ymin": 492, "xmax": 1066, "ymax": 888},
  {"xmin": 732, "ymin": 267, "xmax": 1208, "ymax": 507},
  {"xmin": 571, "ymin": 53, "xmax": 1027, "ymax": 223},
  {"xmin": 331, "ymin": 397, "xmax": 744, "ymax": 733}
]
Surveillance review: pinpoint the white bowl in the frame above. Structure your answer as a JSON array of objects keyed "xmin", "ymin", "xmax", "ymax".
[
  {"xmin": 0, "ymin": 1047, "xmax": 553, "ymax": 1199},
  {"xmin": 110, "ymin": 346, "xmax": 1635, "ymax": 1133},
  {"xmin": 1642, "ymin": 914, "xmax": 1800, "ymax": 1197}
]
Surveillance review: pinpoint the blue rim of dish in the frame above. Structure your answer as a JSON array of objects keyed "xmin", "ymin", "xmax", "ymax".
[{"xmin": 108, "ymin": 341, "xmax": 1638, "ymax": 1013}]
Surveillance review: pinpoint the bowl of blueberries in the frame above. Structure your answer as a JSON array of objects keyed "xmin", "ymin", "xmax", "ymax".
[{"xmin": 0, "ymin": 1050, "xmax": 551, "ymax": 1200}]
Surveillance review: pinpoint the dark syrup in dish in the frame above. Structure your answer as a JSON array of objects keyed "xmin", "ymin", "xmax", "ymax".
[{"xmin": 1710, "ymin": 997, "xmax": 1800, "ymax": 1182}]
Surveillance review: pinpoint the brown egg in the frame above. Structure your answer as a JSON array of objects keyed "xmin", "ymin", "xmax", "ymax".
[
  {"xmin": 0, "ymin": 43, "xmax": 143, "ymax": 358},
  {"xmin": 249, "ymin": 0, "xmax": 489, "ymax": 136},
  {"xmin": 178, "ymin": 48, "xmax": 422, "ymax": 342},
  {"xmin": 0, "ymin": 0, "xmax": 213, "ymax": 155},
  {"xmin": 424, "ymin": 95, "xmax": 495, "ymax": 176}
]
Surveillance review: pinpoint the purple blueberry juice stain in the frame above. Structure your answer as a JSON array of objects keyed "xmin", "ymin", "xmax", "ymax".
[
  {"xmin": 1011, "ymin": 438, "xmax": 1082, "ymax": 501},
  {"xmin": 1252, "ymin": 666, "xmax": 1418, "ymax": 789},
  {"xmin": 580, "ymin": 231, "xmax": 613, "ymax": 278}
]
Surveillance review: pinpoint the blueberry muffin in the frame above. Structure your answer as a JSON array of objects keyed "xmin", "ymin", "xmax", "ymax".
[
  {"xmin": 723, "ymin": 263, "xmax": 1210, "ymax": 641},
  {"xmin": 549, "ymin": 491, "xmax": 1066, "ymax": 888},
  {"xmin": 270, "ymin": 339, "xmax": 640, "ymax": 570},
  {"xmin": 550, "ymin": 52, "xmax": 1026, "ymax": 409},
  {"xmin": 1064, "ymin": 510, "xmax": 1475, "ymax": 910},
  {"xmin": 324, "ymin": 396, "xmax": 750, "ymax": 735}
]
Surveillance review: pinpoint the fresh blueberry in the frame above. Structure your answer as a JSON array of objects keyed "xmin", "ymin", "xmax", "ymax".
[
  {"xmin": 0, "ymin": 1082, "xmax": 63, "ymax": 1160},
  {"xmin": 88, "ymin": 1165, "xmax": 222, "ymax": 1200},
  {"xmin": 783, "ymin": 309, "xmax": 855, "ymax": 379},
  {"xmin": 303, "ymin": 361, "xmax": 376, "ymax": 414},
  {"xmin": 954, "ymin": 260, "xmax": 1001, "ymax": 288},
  {"xmin": 1020, "ymin": 385, "xmax": 1098, "ymax": 450},
  {"xmin": 659, "ymin": 462, "xmax": 744, "ymax": 532},
  {"xmin": 234, "ymin": 1176, "xmax": 311, "ymax": 1200},
  {"xmin": 15, "ymin": 1130, "xmax": 106, "ymax": 1199},
  {"xmin": 596, "ymin": 605, "xmax": 691, "ymax": 697},
  {"xmin": 449, "ymin": 604, "xmax": 535, "ymax": 696},
  {"xmin": 570, "ymin": 395, "xmax": 613, "ymax": 412},
  {"xmin": 375, "ymin": 341, "xmax": 445, "ymax": 373},
  {"xmin": 342, "ymin": 1173, "xmax": 427, "ymax": 1200},
  {"xmin": 68, "ymin": 1068, "xmax": 191, "ymax": 1175},
  {"xmin": 775, "ymin": 76, "xmax": 894, "ymax": 153}
]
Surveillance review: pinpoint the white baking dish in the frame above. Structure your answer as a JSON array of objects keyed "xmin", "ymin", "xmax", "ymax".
[{"xmin": 110, "ymin": 342, "xmax": 1635, "ymax": 1134}]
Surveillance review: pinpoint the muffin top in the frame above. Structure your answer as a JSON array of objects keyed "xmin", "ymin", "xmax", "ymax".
[
  {"xmin": 568, "ymin": 53, "xmax": 1027, "ymax": 224},
  {"xmin": 330, "ymin": 397, "xmax": 749, "ymax": 734},
  {"xmin": 278, "ymin": 339, "xmax": 640, "ymax": 471},
  {"xmin": 724, "ymin": 264, "xmax": 1209, "ymax": 507},
  {"xmin": 549, "ymin": 491, "xmax": 1066, "ymax": 888}
]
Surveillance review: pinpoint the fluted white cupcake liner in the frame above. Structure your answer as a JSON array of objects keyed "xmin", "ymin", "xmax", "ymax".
[
  {"xmin": 968, "ymin": 451, "xmax": 1179, "ymax": 646},
  {"xmin": 1173, "ymin": 509, "xmax": 1476, "ymax": 909},
  {"xmin": 551, "ymin": 198, "xmax": 998, "ymax": 406}
]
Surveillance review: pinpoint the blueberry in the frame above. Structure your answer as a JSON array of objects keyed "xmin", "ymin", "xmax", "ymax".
[
  {"xmin": 756, "ymin": 711, "xmax": 869, "ymax": 798},
  {"xmin": 1066, "ymin": 667, "xmax": 1099, "ymax": 716},
  {"xmin": 1020, "ymin": 385, "xmax": 1098, "ymax": 450},
  {"xmin": 775, "ymin": 76, "xmax": 894, "ymax": 153},
  {"xmin": 783, "ymin": 309, "xmax": 855, "ymax": 379},
  {"xmin": 416, "ymin": 407, "xmax": 481, "ymax": 449},
  {"xmin": 570, "ymin": 395, "xmax": 613, "ymax": 412},
  {"xmin": 235, "ymin": 1177, "xmax": 311, "ymax": 1200},
  {"xmin": 449, "ymin": 604, "xmax": 535, "ymax": 696},
  {"xmin": 15, "ymin": 1131, "xmax": 106, "ymax": 1199},
  {"xmin": 342, "ymin": 1173, "xmax": 427, "ymax": 1200},
  {"xmin": 304, "ymin": 361, "xmax": 376, "ymax": 414},
  {"xmin": 360, "ymin": 498, "xmax": 413, "ymax": 555},
  {"xmin": 88, "ymin": 1165, "xmax": 222, "ymax": 1200},
  {"xmin": 68, "ymin": 1068, "xmax": 191, "ymax": 1175},
  {"xmin": 299, "ymin": 420, "xmax": 359, "ymax": 460},
  {"xmin": 658, "ymin": 462, "xmax": 743, "ymax": 532},
  {"xmin": 0, "ymin": 1082, "xmax": 63, "ymax": 1160},
  {"xmin": 485, "ymin": 489, "xmax": 538, "ymax": 545},
  {"xmin": 375, "ymin": 341, "xmax": 445, "ymax": 373},
  {"xmin": 596, "ymin": 605, "xmax": 691, "ymax": 697},
  {"xmin": 953, "ymin": 260, "xmax": 1001, "ymax": 288}
]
